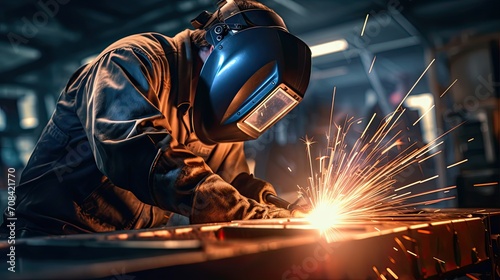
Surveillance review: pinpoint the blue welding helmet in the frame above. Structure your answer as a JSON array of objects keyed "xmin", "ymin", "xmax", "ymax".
[{"xmin": 191, "ymin": 0, "xmax": 312, "ymax": 144}]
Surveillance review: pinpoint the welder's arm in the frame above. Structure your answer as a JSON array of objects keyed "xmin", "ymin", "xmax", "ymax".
[
  {"xmin": 214, "ymin": 140, "xmax": 278, "ymax": 204},
  {"xmin": 231, "ymin": 172, "xmax": 277, "ymax": 204},
  {"xmin": 75, "ymin": 46, "xmax": 292, "ymax": 223}
]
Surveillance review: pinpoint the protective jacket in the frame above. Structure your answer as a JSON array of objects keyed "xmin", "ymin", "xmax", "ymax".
[{"xmin": 5, "ymin": 30, "xmax": 286, "ymax": 237}]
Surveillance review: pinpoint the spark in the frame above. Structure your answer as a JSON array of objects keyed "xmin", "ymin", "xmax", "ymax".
[
  {"xmin": 361, "ymin": 14, "xmax": 369, "ymax": 36},
  {"xmin": 406, "ymin": 250, "xmax": 418, "ymax": 257},
  {"xmin": 467, "ymin": 137, "xmax": 474, "ymax": 142},
  {"xmin": 392, "ymin": 247, "xmax": 398, "ymax": 251},
  {"xmin": 412, "ymin": 105, "xmax": 435, "ymax": 126},
  {"xmin": 386, "ymin": 268, "xmax": 399, "ymax": 279},
  {"xmin": 394, "ymin": 175, "xmax": 439, "ymax": 192},
  {"xmin": 402, "ymin": 235, "xmax": 416, "ymax": 242},
  {"xmin": 433, "ymin": 257, "xmax": 445, "ymax": 263},
  {"xmin": 420, "ymin": 175, "xmax": 439, "ymax": 183},
  {"xmin": 287, "ymin": 167, "xmax": 292, "ymax": 172},
  {"xmin": 395, "ymin": 59, "xmax": 435, "ymax": 113},
  {"xmin": 474, "ymin": 182, "xmax": 499, "ymax": 187},
  {"xmin": 327, "ymin": 87, "xmax": 336, "ymax": 144},
  {"xmin": 466, "ymin": 273, "xmax": 481, "ymax": 280},
  {"xmin": 417, "ymin": 150, "xmax": 442, "ymax": 164},
  {"xmin": 440, "ymin": 79, "xmax": 458, "ymax": 98},
  {"xmin": 369, "ymin": 56, "xmax": 376, "ymax": 73},
  {"xmin": 415, "ymin": 141, "xmax": 443, "ymax": 158},
  {"xmin": 447, "ymin": 159, "xmax": 468, "ymax": 169},
  {"xmin": 361, "ymin": 113, "xmax": 377, "ymax": 139},
  {"xmin": 392, "ymin": 192, "xmax": 411, "ymax": 200}
]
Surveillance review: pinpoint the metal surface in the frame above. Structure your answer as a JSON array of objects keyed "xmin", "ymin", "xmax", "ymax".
[{"xmin": 0, "ymin": 209, "xmax": 498, "ymax": 279}]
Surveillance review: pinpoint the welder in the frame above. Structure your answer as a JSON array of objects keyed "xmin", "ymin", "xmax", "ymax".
[{"xmin": 1, "ymin": 0, "xmax": 311, "ymax": 237}]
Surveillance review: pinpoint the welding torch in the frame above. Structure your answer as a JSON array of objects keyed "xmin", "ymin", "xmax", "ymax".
[{"xmin": 264, "ymin": 193, "xmax": 308, "ymax": 212}]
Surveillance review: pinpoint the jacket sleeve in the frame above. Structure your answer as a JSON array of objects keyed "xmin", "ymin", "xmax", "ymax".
[
  {"xmin": 74, "ymin": 47, "xmax": 290, "ymax": 222},
  {"xmin": 214, "ymin": 141, "xmax": 278, "ymax": 204}
]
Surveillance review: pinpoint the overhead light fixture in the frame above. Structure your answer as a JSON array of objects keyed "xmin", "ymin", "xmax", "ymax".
[{"xmin": 310, "ymin": 39, "xmax": 348, "ymax": 58}]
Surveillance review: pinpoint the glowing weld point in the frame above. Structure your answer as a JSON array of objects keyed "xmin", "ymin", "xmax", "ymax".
[
  {"xmin": 307, "ymin": 202, "xmax": 342, "ymax": 232},
  {"xmin": 386, "ymin": 268, "xmax": 399, "ymax": 279}
]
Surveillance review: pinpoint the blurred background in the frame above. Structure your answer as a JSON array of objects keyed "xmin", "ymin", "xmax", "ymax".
[{"xmin": 0, "ymin": 0, "xmax": 499, "ymax": 215}]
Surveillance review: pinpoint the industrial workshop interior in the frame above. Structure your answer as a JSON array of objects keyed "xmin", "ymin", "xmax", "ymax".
[{"xmin": 0, "ymin": 0, "xmax": 499, "ymax": 279}]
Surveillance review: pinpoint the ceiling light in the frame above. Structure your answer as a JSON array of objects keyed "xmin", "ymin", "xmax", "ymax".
[{"xmin": 310, "ymin": 39, "xmax": 348, "ymax": 58}]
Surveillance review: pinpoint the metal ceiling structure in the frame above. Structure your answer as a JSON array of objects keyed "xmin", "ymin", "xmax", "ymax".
[{"xmin": 1, "ymin": 0, "xmax": 498, "ymax": 91}]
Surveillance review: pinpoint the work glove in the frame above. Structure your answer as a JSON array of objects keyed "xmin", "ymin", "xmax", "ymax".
[
  {"xmin": 190, "ymin": 174, "xmax": 293, "ymax": 224},
  {"xmin": 230, "ymin": 172, "xmax": 277, "ymax": 204}
]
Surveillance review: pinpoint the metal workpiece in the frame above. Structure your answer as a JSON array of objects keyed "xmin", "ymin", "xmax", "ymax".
[{"xmin": 1, "ymin": 209, "xmax": 498, "ymax": 280}]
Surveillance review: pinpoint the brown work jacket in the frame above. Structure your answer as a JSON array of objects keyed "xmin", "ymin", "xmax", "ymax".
[{"xmin": 6, "ymin": 30, "xmax": 280, "ymax": 237}]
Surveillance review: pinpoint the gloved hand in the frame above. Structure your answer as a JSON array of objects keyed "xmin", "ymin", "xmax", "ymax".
[
  {"xmin": 230, "ymin": 172, "xmax": 277, "ymax": 204},
  {"xmin": 190, "ymin": 174, "xmax": 292, "ymax": 224}
]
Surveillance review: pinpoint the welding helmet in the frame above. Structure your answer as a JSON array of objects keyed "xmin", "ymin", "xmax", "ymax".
[{"xmin": 191, "ymin": 0, "xmax": 312, "ymax": 144}]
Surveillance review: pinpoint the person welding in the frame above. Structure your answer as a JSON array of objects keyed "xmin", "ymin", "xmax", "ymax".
[{"xmin": 1, "ymin": 0, "xmax": 311, "ymax": 238}]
